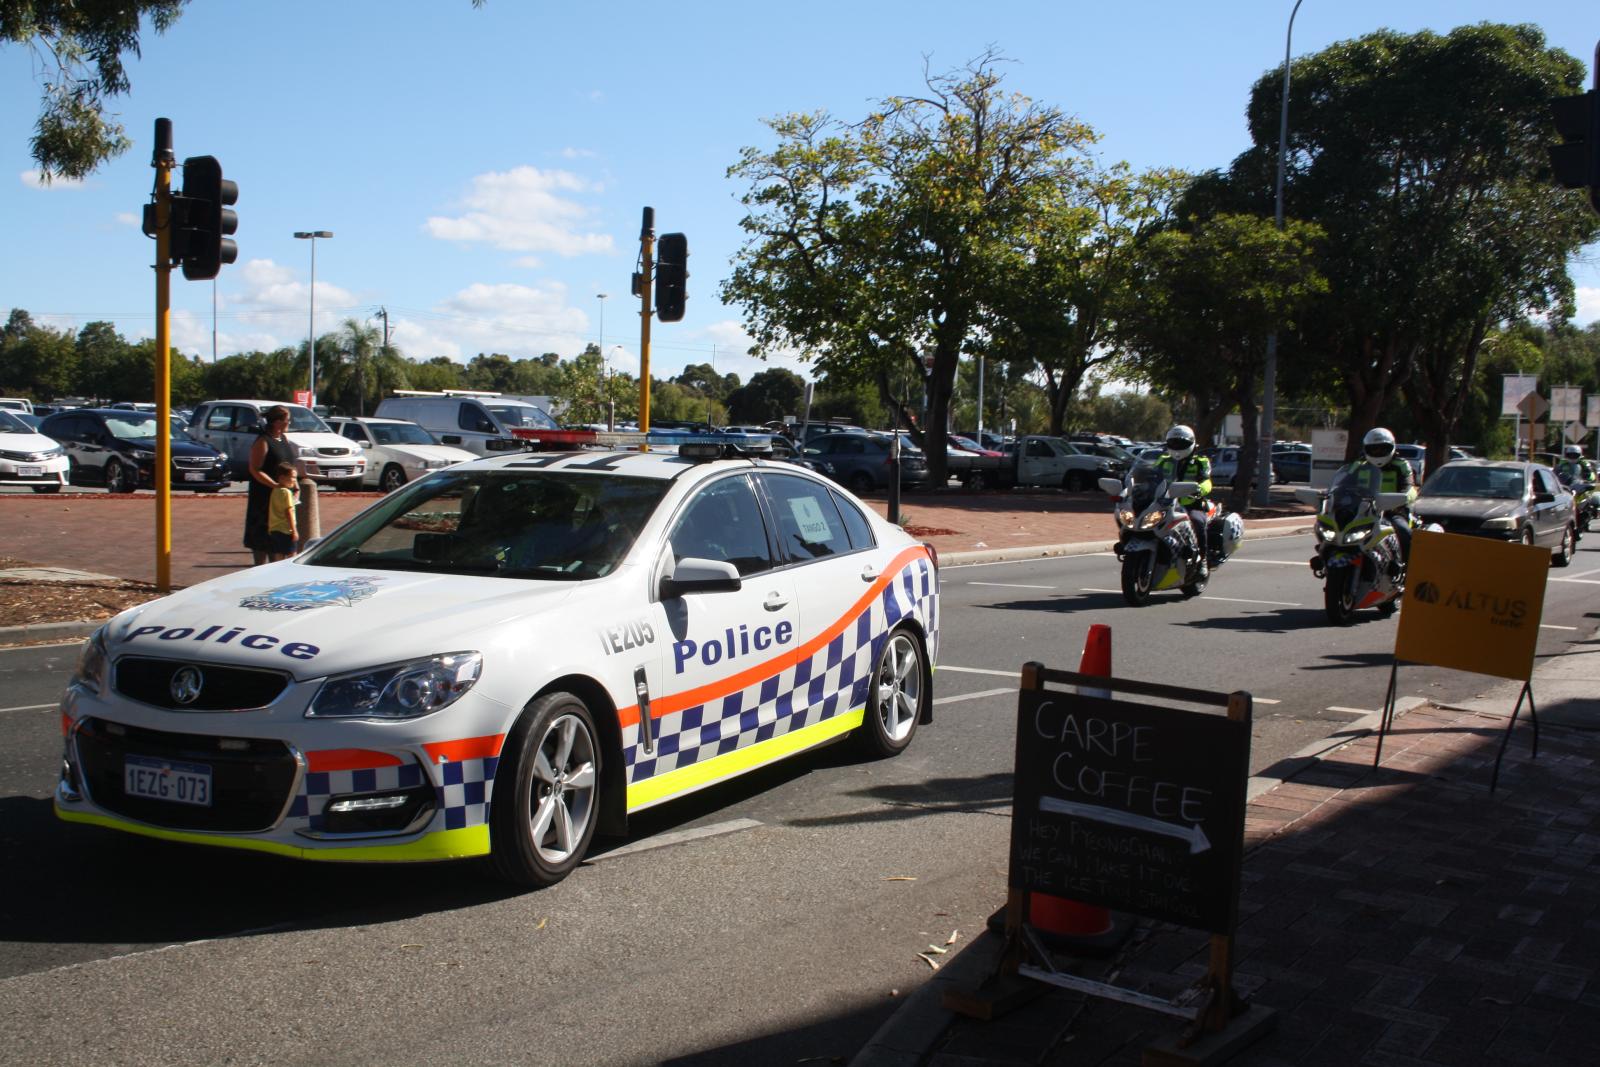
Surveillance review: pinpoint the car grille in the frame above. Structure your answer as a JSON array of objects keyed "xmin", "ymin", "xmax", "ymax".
[
  {"xmin": 1425, "ymin": 515, "xmax": 1485, "ymax": 534},
  {"xmin": 115, "ymin": 656, "xmax": 291, "ymax": 711},
  {"xmin": 74, "ymin": 718, "xmax": 298, "ymax": 832},
  {"xmin": 1, "ymin": 449, "xmax": 57, "ymax": 462},
  {"xmin": 316, "ymin": 446, "xmax": 353, "ymax": 458},
  {"xmin": 173, "ymin": 456, "xmax": 218, "ymax": 470}
]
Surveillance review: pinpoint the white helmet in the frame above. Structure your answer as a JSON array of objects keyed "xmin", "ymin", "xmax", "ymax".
[
  {"xmin": 1165, "ymin": 424, "xmax": 1196, "ymax": 461},
  {"xmin": 1564, "ymin": 445, "xmax": 1584, "ymax": 460},
  {"xmin": 1362, "ymin": 427, "xmax": 1396, "ymax": 467}
]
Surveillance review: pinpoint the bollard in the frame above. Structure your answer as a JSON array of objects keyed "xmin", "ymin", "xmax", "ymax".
[{"xmin": 295, "ymin": 476, "xmax": 320, "ymax": 549}]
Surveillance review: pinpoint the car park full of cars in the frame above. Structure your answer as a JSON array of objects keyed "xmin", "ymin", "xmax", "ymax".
[
  {"xmin": 39, "ymin": 408, "xmax": 229, "ymax": 493},
  {"xmin": 53, "ymin": 433, "xmax": 939, "ymax": 887},
  {"xmin": 326, "ymin": 416, "xmax": 476, "ymax": 492},
  {"xmin": 374, "ymin": 392, "xmax": 567, "ymax": 456},
  {"xmin": 804, "ymin": 432, "xmax": 929, "ymax": 493},
  {"xmin": 188, "ymin": 400, "xmax": 366, "ymax": 490},
  {"xmin": 0, "ymin": 407, "xmax": 69, "ymax": 492},
  {"xmin": 1410, "ymin": 459, "xmax": 1576, "ymax": 565}
]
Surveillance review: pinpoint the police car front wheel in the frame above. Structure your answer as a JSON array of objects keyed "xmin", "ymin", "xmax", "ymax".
[
  {"xmin": 859, "ymin": 628, "xmax": 926, "ymax": 759},
  {"xmin": 490, "ymin": 691, "xmax": 601, "ymax": 888}
]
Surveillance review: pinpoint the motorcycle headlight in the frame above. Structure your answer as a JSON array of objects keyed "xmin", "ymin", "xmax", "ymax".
[
  {"xmin": 308, "ymin": 652, "xmax": 481, "ymax": 720},
  {"xmin": 1314, "ymin": 521, "xmax": 1335, "ymax": 542},
  {"xmin": 1117, "ymin": 508, "xmax": 1135, "ymax": 526},
  {"xmin": 69, "ymin": 627, "xmax": 109, "ymax": 695},
  {"xmin": 1338, "ymin": 525, "xmax": 1373, "ymax": 546},
  {"xmin": 1139, "ymin": 509, "xmax": 1165, "ymax": 530},
  {"xmin": 1481, "ymin": 517, "xmax": 1516, "ymax": 530}
]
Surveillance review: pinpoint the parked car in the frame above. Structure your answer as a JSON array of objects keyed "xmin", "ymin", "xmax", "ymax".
[
  {"xmin": 1210, "ymin": 446, "xmax": 1279, "ymax": 486},
  {"xmin": 949, "ymin": 433, "xmax": 1003, "ymax": 457},
  {"xmin": 374, "ymin": 392, "xmax": 565, "ymax": 456},
  {"xmin": 326, "ymin": 416, "xmax": 476, "ymax": 492},
  {"xmin": 949, "ymin": 435, "xmax": 1125, "ymax": 491},
  {"xmin": 40, "ymin": 408, "xmax": 229, "ymax": 493},
  {"xmin": 188, "ymin": 400, "xmax": 366, "ymax": 490},
  {"xmin": 804, "ymin": 432, "xmax": 928, "ymax": 493},
  {"xmin": 1411, "ymin": 460, "xmax": 1575, "ymax": 565},
  {"xmin": 1271, "ymin": 449, "xmax": 1312, "ymax": 483},
  {"xmin": 0, "ymin": 397, "xmax": 35, "ymax": 414},
  {"xmin": 0, "ymin": 407, "xmax": 69, "ymax": 492},
  {"xmin": 1393, "ymin": 444, "xmax": 1427, "ymax": 484}
]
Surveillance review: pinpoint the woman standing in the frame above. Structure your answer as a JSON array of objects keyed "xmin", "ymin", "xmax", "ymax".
[{"xmin": 244, "ymin": 406, "xmax": 299, "ymax": 565}]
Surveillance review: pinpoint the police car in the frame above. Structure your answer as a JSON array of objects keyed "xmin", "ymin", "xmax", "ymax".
[{"xmin": 55, "ymin": 434, "xmax": 939, "ymax": 887}]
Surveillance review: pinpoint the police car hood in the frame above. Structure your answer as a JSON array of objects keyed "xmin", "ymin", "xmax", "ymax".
[{"xmin": 104, "ymin": 563, "xmax": 577, "ymax": 678}]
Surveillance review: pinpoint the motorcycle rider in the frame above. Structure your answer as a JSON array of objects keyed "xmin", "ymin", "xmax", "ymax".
[
  {"xmin": 1152, "ymin": 424, "xmax": 1213, "ymax": 577},
  {"xmin": 1557, "ymin": 444, "xmax": 1597, "ymax": 487},
  {"xmin": 1340, "ymin": 427, "xmax": 1418, "ymax": 572}
]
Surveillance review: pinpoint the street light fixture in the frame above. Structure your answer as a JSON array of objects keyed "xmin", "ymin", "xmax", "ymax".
[
  {"xmin": 293, "ymin": 230, "xmax": 333, "ymax": 408},
  {"xmin": 1256, "ymin": 0, "xmax": 1306, "ymax": 508},
  {"xmin": 596, "ymin": 292, "xmax": 608, "ymax": 357}
]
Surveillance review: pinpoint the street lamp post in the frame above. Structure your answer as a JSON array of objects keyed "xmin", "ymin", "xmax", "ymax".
[
  {"xmin": 1256, "ymin": 0, "xmax": 1306, "ymax": 508},
  {"xmin": 607, "ymin": 344, "xmax": 623, "ymax": 431},
  {"xmin": 293, "ymin": 231, "xmax": 333, "ymax": 408}
]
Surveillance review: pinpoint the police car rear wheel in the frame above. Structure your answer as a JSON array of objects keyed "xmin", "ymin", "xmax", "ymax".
[
  {"xmin": 490, "ymin": 692, "xmax": 601, "ymax": 888},
  {"xmin": 860, "ymin": 628, "xmax": 924, "ymax": 758}
]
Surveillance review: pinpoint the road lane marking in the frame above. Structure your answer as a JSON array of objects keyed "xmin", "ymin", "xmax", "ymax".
[
  {"xmin": 1324, "ymin": 706, "xmax": 1372, "ymax": 717},
  {"xmin": 964, "ymin": 581, "xmax": 1056, "ymax": 590},
  {"xmin": 946, "ymin": 553, "xmax": 1115, "ymax": 570},
  {"xmin": 593, "ymin": 818, "xmax": 763, "ymax": 862},
  {"xmin": 1550, "ymin": 577, "xmax": 1600, "ymax": 585},
  {"xmin": 1224, "ymin": 558, "xmax": 1310, "ymax": 566},
  {"xmin": 939, "ymin": 666, "xmax": 1019, "ymax": 678},
  {"xmin": 0, "ymin": 702, "xmax": 55, "ymax": 714},
  {"xmin": 1202, "ymin": 595, "xmax": 1302, "ymax": 607},
  {"xmin": 933, "ymin": 687, "xmax": 1014, "ymax": 706},
  {"xmin": 1081, "ymin": 588, "xmax": 1121, "ymax": 594},
  {"xmin": 1253, "ymin": 698, "xmax": 1281, "ymax": 705},
  {"xmin": 1561, "ymin": 566, "xmax": 1600, "ymax": 580},
  {"xmin": 1540, "ymin": 624, "xmax": 1579, "ymax": 631}
]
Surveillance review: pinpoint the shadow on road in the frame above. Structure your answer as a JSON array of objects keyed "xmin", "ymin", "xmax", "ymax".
[
  {"xmin": 1175, "ymin": 607, "xmax": 1346, "ymax": 633},
  {"xmin": 978, "ymin": 592, "xmax": 1128, "ymax": 614},
  {"xmin": 785, "ymin": 770, "xmax": 1014, "ymax": 828}
]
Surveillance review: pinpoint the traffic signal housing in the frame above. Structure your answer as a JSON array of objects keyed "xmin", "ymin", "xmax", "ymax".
[
  {"xmin": 1549, "ymin": 90, "xmax": 1599, "ymax": 215},
  {"xmin": 656, "ymin": 232, "xmax": 688, "ymax": 322},
  {"xmin": 178, "ymin": 155, "xmax": 238, "ymax": 280}
]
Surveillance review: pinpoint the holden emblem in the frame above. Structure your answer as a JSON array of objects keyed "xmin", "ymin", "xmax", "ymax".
[{"xmin": 170, "ymin": 666, "xmax": 204, "ymax": 706}]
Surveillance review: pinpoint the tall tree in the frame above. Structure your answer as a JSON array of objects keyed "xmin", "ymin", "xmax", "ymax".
[{"xmin": 724, "ymin": 53, "xmax": 1097, "ymax": 483}]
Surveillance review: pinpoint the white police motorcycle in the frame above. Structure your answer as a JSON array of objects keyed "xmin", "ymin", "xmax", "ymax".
[
  {"xmin": 1101, "ymin": 466, "xmax": 1244, "ymax": 606},
  {"xmin": 1295, "ymin": 471, "xmax": 1433, "ymax": 624}
]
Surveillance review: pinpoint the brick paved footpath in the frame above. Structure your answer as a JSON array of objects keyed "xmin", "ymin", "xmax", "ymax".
[{"xmin": 869, "ymin": 701, "xmax": 1600, "ymax": 1067}]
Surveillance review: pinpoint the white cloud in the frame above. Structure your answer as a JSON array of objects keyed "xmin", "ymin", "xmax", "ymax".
[
  {"xmin": 114, "ymin": 211, "xmax": 139, "ymax": 226},
  {"xmin": 424, "ymin": 167, "xmax": 614, "ymax": 257},
  {"xmin": 19, "ymin": 170, "xmax": 84, "ymax": 189},
  {"xmin": 388, "ymin": 281, "xmax": 590, "ymax": 363},
  {"xmin": 560, "ymin": 147, "xmax": 597, "ymax": 160},
  {"xmin": 686, "ymin": 319, "xmax": 813, "ymax": 383},
  {"xmin": 1576, "ymin": 286, "xmax": 1599, "ymax": 326}
]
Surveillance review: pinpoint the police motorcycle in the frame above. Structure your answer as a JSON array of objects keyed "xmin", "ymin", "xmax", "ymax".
[
  {"xmin": 1555, "ymin": 468, "xmax": 1598, "ymax": 534},
  {"xmin": 1100, "ymin": 465, "xmax": 1244, "ymax": 606},
  {"xmin": 1294, "ymin": 470, "xmax": 1435, "ymax": 624}
]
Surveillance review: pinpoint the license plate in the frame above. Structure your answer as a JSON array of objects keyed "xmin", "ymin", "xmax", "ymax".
[
  {"xmin": 182, "ymin": 472, "xmax": 206, "ymax": 482},
  {"xmin": 19, "ymin": 465, "xmax": 41, "ymax": 477},
  {"xmin": 124, "ymin": 755, "xmax": 213, "ymax": 807},
  {"xmin": 323, "ymin": 468, "xmax": 348, "ymax": 477}
]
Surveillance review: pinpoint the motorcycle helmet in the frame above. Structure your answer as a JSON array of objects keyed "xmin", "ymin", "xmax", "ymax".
[
  {"xmin": 1165, "ymin": 425, "xmax": 1196, "ymax": 461},
  {"xmin": 1362, "ymin": 427, "xmax": 1396, "ymax": 467},
  {"xmin": 1564, "ymin": 445, "xmax": 1584, "ymax": 461}
]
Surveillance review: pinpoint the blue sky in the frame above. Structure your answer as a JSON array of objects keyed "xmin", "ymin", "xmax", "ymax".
[{"xmin": 2, "ymin": 0, "xmax": 1595, "ymax": 387}]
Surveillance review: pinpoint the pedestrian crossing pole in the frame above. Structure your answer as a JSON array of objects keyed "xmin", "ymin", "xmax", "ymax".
[{"xmin": 151, "ymin": 118, "xmax": 175, "ymax": 593}]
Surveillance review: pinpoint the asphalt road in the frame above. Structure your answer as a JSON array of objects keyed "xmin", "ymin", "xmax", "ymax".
[{"xmin": 2, "ymin": 529, "xmax": 1595, "ymax": 1064}]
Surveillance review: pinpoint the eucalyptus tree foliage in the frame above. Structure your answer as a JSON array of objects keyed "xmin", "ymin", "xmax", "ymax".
[
  {"xmin": 723, "ymin": 53, "xmax": 1098, "ymax": 483},
  {"xmin": 1226, "ymin": 23, "xmax": 1598, "ymax": 468}
]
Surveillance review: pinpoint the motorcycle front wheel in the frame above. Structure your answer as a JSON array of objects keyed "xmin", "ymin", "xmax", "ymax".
[
  {"xmin": 1323, "ymin": 571, "xmax": 1358, "ymax": 625},
  {"xmin": 1121, "ymin": 555, "xmax": 1153, "ymax": 607}
]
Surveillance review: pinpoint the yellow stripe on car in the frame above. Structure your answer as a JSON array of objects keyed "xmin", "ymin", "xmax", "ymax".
[{"xmin": 55, "ymin": 808, "xmax": 491, "ymax": 861}]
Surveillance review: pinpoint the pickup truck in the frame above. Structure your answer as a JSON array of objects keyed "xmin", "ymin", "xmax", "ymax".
[{"xmin": 948, "ymin": 434, "xmax": 1127, "ymax": 491}]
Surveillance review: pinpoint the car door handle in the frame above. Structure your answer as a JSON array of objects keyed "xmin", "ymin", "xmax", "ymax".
[
  {"xmin": 860, "ymin": 565, "xmax": 879, "ymax": 583},
  {"xmin": 763, "ymin": 591, "xmax": 789, "ymax": 611}
]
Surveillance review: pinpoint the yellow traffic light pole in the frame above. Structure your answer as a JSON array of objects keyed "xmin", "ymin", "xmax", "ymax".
[{"xmin": 152, "ymin": 119, "xmax": 175, "ymax": 593}]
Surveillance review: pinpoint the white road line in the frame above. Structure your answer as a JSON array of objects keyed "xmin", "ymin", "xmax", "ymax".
[
  {"xmin": 0, "ymin": 702, "xmax": 55, "ymax": 714},
  {"xmin": 946, "ymin": 553, "xmax": 1115, "ymax": 570},
  {"xmin": 1561, "ymin": 566, "xmax": 1600, "ymax": 580},
  {"xmin": 1324, "ymin": 706, "xmax": 1371, "ymax": 717},
  {"xmin": 1540, "ymin": 624, "xmax": 1579, "ymax": 631},
  {"xmin": 964, "ymin": 581, "xmax": 1056, "ymax": 590},
  {"xmin": 1224, "ymin": 558, "xmax": 1310, "ymax": 566},
  {"xmin": 933, "ymin": 687, "xmax": 1015, "ymax": 706},
  {"xmin": 593, "ymin": 818, "xmax": 763, "ymax": 862},
  {"xmin": 1253, "ymin": 698, "xmax": 1281, "ymax": 705},
  {"xmin": 1081, "ymin": 587, "xmax": 1122, "ymax": 594},
  {"xmin": 1550, "ymin": 577, "xmax": 1600, "ymax": 585},
  {"xmin": 1202, "ymin": 595, "xmax": 1302, "ymax": 607},
  {"xmin": 939, "ymin": 665, "xmax": 1019, "ymax": 678}
]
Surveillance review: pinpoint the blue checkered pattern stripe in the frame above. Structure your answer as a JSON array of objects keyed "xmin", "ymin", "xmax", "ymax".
[
  {"xmin": 626, "ymin": 553, "xmax": 937, "ymax": 786},
  {"xmin": 285, "ymin": 756, "xmax": 498, "ymax": 833}
]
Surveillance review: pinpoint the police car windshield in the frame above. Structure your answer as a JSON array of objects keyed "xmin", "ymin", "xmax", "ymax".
[
  {"xmin": 303, "ymin": 470, "xmax": 668, "ymax": 580},
  {"xmin": 486, "ymin": 404, "xmax": 560, "ymax": 430}
]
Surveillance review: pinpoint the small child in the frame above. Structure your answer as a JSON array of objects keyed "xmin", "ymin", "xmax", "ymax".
[{"xmin": 266, "ymin": 462, "xmax": 300, "ymax": 561}]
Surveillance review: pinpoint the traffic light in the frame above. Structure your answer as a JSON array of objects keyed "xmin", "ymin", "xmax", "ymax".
[
  {"xmin": 1549, "ymin": 90, "xmax": 1599, "ymax": 214},
  {"xmin": 178, "ymin": 155, "xmax": 238, "ymax": 280},
  {"xmin": 656, "ymin": 232, "xmax": 688, "ymax": 322}
]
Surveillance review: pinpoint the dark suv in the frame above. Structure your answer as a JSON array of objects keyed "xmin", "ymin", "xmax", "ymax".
[
  {"xmin": 40, "ymin": 408, "xmax": 230, "ymax": 493},
  {"xmin": 804, "ymin": 432, "xmax": 928, "ymax": 494}
]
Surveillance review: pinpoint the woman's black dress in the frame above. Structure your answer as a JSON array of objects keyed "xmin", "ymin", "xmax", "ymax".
[{"xmin": 243, "ymin": 433, "xmax": 299, "ymax": 552}]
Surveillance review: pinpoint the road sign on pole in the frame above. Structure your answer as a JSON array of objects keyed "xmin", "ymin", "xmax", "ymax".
[
  {"xmin": 1551, "ymin": 386, "xmax": 1583, "ymax": 422},
  {"xmin": 1517, "ymin": 391, "xmax": 1549, "ymax": 422},
  {"xmin": 1502, "ymin": 374, "xmax": 1539, "ymax": 416},
  {"xmin": 1565, "ymin": 421, "xmax": 1588, "ymax": 443}
]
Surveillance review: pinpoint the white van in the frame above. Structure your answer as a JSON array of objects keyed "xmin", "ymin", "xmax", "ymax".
[
  {"xmin": 373, "ymin": 392, "xmax": 561, "ymax": 456},
  {"xmin": 0, "ymin": 398, "xmax": 34, "ymax": 414},
  {"xmin": 187, "ymin": 399, "xmax": 367, "ymax": 489}
]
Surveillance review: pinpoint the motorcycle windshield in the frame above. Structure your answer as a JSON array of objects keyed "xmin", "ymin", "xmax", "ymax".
[
  {"xmin": 1126, "ymin": 465, "xmax": 1167, "ymax": 513},
  {"xmin": 1326, "ymin": 469, "xmax": 1374, "ymax": 528}
]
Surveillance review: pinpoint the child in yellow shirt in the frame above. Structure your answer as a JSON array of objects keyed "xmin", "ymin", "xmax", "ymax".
[{"xmin": 267, "ymin": 462, "xmax": 300, "ymax": 561}]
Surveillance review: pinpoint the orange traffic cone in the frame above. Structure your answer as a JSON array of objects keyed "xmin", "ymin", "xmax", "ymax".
[{"xmin": 1029, "ymin": 623, "xmax": 1117, "ymax": 942}]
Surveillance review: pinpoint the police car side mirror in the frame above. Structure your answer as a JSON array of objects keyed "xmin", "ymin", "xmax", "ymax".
[{"xmin": 660, "ymin": 557, "xmax": 742, "ymax": 598}]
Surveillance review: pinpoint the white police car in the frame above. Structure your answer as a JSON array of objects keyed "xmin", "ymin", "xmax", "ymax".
[{"xmin": 56, "ymin": 435, "xmax": 939, "ymax": 886}]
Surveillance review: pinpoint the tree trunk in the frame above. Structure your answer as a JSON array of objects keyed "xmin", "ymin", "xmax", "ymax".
[
  {"xmin": 1342, "ymin": 337, "xmax": 1412, "ymax": 461},
  {"xmin": 1406, "ymin": 317, "xmax": 1486, "ymax": 480}
]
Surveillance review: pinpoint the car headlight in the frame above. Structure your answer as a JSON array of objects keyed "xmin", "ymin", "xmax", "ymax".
[
  {"xmin": 421, "ymin": 459, "xmax": 449, "ymax": 469},
  {"xmin": 70, "ymin": 627, "xmax": 109, "ymax": 695},
  {"xmin": 131, "ymin": 449, "xmax": 155, "ymax": 461},
  {"xmin": 298, "ymin": 446, "xmax": 319, "ymax": 459},
  {"xmin": 1481, "ymin": 516, "xmax": 1516, "ymax": 530},
  {"xmin": 308, "ymin": 652, "xmax": 482, "ymax": 720}
]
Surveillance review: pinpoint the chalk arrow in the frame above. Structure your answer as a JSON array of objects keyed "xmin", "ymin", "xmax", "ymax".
[{"xmin": 1039, "ymin": 795, "xmax": 1211, "ymax": 855}]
